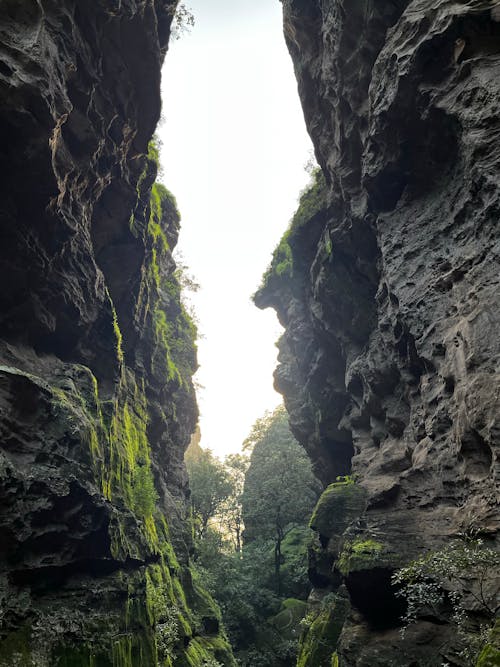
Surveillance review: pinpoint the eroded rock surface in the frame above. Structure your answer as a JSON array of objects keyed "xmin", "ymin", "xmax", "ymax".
[
  {"xmin": 256, "ymin": 1, "xmax": 500, "ymax": 664},
  {"xmin": 0, "ymin": 1, "xmax": 233, "ymax": 665}
]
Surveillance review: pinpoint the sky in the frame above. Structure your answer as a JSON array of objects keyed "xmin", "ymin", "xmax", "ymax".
[{"xmin": 158, "ymin": 0, "xmax": 313, "ymax": 457}]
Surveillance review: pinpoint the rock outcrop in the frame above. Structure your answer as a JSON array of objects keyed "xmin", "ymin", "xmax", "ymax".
[
  {"xmin": 256, "ymin": 1, "xmax": 500, "ymax": 664},
  {"xmin": 0, "ymin": 1, "xmax": 233, "ymax": 665}
]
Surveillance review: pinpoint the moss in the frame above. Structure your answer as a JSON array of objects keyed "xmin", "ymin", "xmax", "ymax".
[
  {"xmin": 337, "ymin": 538, "xmax": 384, "ymax": 575},
  {"xmin": 0, "ymin": 145, "xmax": 224, "ymax": 667},
  {"xmin": 476, "ymin": 621, "xmax": 500, "ymax": 667},
  {"xmin": 331, "ymin": 652, "xmax": 339, "ymax": 667},
  {"xmin": 103, "ymin": 288, "xmax": 124, "ymax": 365},
  {"xmin": 309, "ymin": 481, "xmax": 366, "ymax": 540},
  {"xmin": 104, "ymin": 376, "xmax": 161, "ymax": 538},
  {"xmin": 187, "ymin": 567, "xmax": 222, "ymax": 623},
  {"xmin": 54, "ymin": 646, "xmax": 104, "ymax": 666},
  {"xmin": 290, "ymin": 168, "xmax": 327, "ymax": 233},
  {"xmin": 0, "ymin": 625, "xmax": 33, "ymax": 667},
  {"xmin": 269, "ymin": 599, "xmax": 307, "ymax": 640},
  {"xmin": 325, "ymin": 237, "xmax": 333, "ymax": 256},
  {"xmin": 145, "ymin": 180, "xmax": 198, "ymax": 393},
  {"xmin": 152, "ymin": 309, "xmax": 182, "ymax": 386},
  {"xmin": 130, "ymin": 465, "xmax": 158, "ymax": 517},
  {"xmin": 112, "ymin": 306, "xmax": 124, "ymax": 364},
  {"xmin": 257, "ymin": 168, "xmax": 328, "ymax": 294},
  {"xmin": 296, "ymin": 595, "xmax": 348, "ymax": 667},
  {"xmin": 182, "ymin": 636, "xmax": 235, "ymax": 667},
  {"xmin": 55, "ymin": 631, "xmax": 159, "ymax": 667}
]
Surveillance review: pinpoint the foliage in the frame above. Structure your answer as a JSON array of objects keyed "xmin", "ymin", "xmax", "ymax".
[
  {"xmin": 216, "ymin": 453, "xmax": 249, "ymax": 552},
  {"xmin": 174, "ymin": 252, "xmax": 201, "ymax": 294},
  {"xmin": 242, "ymin": 406, "xmax": 321, "ymax": 595},
  {"xmin": 392, "ymin": 537, "xmax": 500, "ymax": 663},
  {"xmin": 186, "ymin": 448, "xmax": 234, "ymax": 537},
  {"xmin": 156, "ymin": 604, "xmax": 180, "ymax": 662},
  {"xmin": 194, "ymin": 534, "xmax": 278, "ymax": 647},
  {"xmin": 256, "ymin": 168, "xmax": 327, "ymax": 296},
  {"xmin": 279, "ymin": 527, "xmax": 311, "ymax": 597},
  {"xmin": 185, "ymin": 407, "xmax": 319, "ymax": 666},
  {"xmin": 289, "ymin": 167, "xmax": 327, "ymax": 234},
  {"xmin": 169, "ymin": 3, "xmax": 195, "ymax": 40}
]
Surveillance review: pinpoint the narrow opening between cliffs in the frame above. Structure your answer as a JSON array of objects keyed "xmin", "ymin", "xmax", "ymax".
[
  {"xmin": 2, "ymin": 1, "xmax": 499, "ymax": 666},
  {"xmin": 157, "ymin": 3, "xmax": 362, "ymax": 666}
]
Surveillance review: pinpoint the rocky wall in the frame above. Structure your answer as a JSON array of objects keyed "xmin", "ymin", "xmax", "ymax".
[
  {"xmin": 0, "ymin": 1, "xmax": 234, "ymax": 665},
  {"xmin": 256, "ymin": 1, "xmax": 500, "ymax": 664}
]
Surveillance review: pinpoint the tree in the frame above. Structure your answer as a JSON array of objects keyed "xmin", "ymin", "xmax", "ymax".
[
  {"xmin": 242, "ymin": 406, "xmax": 321, "ymax": 595},
  {"xmin": 218, "ymin": 453, "xmax": 249, "ymax": 553},
  {"xmin": 186, "ymin": 448, "xmax": 233, "ymax": 538}
]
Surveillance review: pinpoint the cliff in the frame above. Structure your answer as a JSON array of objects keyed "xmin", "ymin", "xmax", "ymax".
[
  {"xmin": 256, "ymin": 1, "xmax": 500, "ymax": 665},
  {"xmin": 0, "ymin": 2, "xmax": 233, "ymax": 665}
]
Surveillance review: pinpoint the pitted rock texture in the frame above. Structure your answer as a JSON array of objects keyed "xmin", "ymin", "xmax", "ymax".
[
  {"xmin": 0, "ymin": 1, "xmax": 234, "ymax": 665},
  {"xmin": 257, "ymin": 1, "xmax": 500, "ymax": 664}
]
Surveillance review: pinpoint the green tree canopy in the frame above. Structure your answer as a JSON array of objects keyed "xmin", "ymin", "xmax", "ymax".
[
  {"xmin": 218, "ymin": 453, "xmax": 249, "ymax": 552},
  {"xmin": 186, "ymin": 447, "xmax": 233, "ymax": 538},
  {"xmin": 242, "ymin": 406, "xmax": 321, "ymax": 594}
]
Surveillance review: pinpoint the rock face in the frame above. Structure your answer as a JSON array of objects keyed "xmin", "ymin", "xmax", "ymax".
[
  {"xmin": 256, "ymin": 0, "xmax": 500, "ymax": 664},
  {"xmin": 0, "ymin": 1, "xmax": 233, "ymax": 665}
]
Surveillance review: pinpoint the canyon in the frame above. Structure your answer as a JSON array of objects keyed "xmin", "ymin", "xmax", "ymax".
[{"xmin": 0, "ymin": 1, "xmax": 499, "ymax": 666}]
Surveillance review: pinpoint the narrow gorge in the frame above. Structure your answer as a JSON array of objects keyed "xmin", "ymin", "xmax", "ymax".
[{"xmin": 0, "ymin": 1, "xmax": 498, "ymax": 667}]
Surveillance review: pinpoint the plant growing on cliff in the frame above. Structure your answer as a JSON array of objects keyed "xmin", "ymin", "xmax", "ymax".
[
  {"xmin": 156, "ymin": 605, "xmax": 181, "ymax": 661},
  {"xmin": 169, "ymin": 3, "xmax": 195, "ymax": 39},
  {"xmin": 392, "ymin": 536, "xmax": 500, "ymax": 662},
  {"xmin": 255, "ymin": 167, "xmax": 327, "ymax": 297},
  {"xmin": 131, "ymin": 464, "xmax": 159, "ymax": 517}
]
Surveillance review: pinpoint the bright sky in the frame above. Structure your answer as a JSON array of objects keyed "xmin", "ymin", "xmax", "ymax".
[{"xmin": 158, "ymin": 0, "xmax": 313, "ymax": 457}]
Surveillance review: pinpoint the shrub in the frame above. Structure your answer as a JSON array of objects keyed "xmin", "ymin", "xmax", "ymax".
[{"xmin": 392, "ymin": 536, "xmax": 500, "ymax": 663}]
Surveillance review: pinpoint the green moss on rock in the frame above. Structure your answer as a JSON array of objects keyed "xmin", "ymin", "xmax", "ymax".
[
  {"xmin": 296, "ymin": 595, "xmax": 349, "ymax": 667},
  {"xmin": 309, "ymin": 481, "xmax": 366, "ymax": 540},
  {"xmin": 257, "ymin": 168, "xmax": 327, "ymax": 295},
  {"xmin": 337, "ymin": 538, "xmax": 385, "ymax": 575},
  {"xmin": 0, "ymin": 165, "xmax": 228, "ymax": 667},
  {"xmin": 269, "ymin": 598, "xmax": 307, "ymax": 640},
  {"xmin": 476, "ymin": 621, "xmax": 500, "ymax": 667}
]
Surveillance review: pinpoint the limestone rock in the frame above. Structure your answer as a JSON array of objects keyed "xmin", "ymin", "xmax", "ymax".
[
  {"xmin": 258, "ymin": 0, "xmax": 500, "ymax": 663},
  {"xmin": 0, "ymin": 1, "xmax": 234, "ymax": 664}
]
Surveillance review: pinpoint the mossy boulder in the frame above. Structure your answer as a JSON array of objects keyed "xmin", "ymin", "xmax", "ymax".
[
  {"xmin": 309, "ymin": 481, "xmax": 366, "ymax": 541},
  {"xmin": 337, "ymin": 538, "xmax": 386, "ymax": 575},
  {"xmin": 296, "ymin": 594, "xmax": 349, "ymax": 667},
  {"xmin": 269, "ymin": 598, "xmax": 308, "ymax": 641}
]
